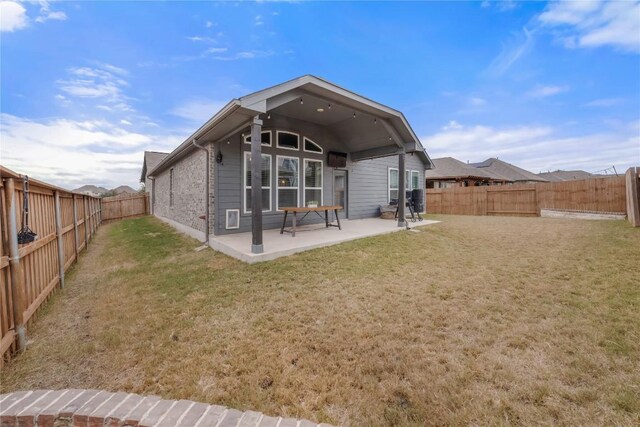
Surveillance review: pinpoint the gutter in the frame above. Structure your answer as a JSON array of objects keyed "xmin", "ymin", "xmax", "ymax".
[{"xmin": 192, "ymin": 139, "xmax": 210, "ymax": 245}]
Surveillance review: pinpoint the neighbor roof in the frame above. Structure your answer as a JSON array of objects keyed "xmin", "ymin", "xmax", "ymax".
[
  {"xmin": 140, "ymin": 151, "xmax": 169, "ymax": 182},
  {"xmin": 424, "ymin": 157, "xmax": 505, "ymax": 181},
  {"xmin": 148, "ymin": 75, "xmax": 432, "ymax": 177},
  {"xmin": 537, "ymin": 170, "xmax": 596, "ymax": 182},
  {"xmin": 469, "ymin": 158, "xmax": 548, "ymax": 182}
]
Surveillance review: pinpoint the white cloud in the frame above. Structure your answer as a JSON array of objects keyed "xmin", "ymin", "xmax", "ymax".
[
  {"xmin": 469, "ymin": 97, "xmax": 487, "ymax": 107},
  {"xmin": 208, "ymin": 50, "xmax": 275, "ymax": 61},
  {"xmin": 205, "ymin": 21, "xmax": 214, "ymax": 28},
  {"xmin": 255, "ymin": 15, "xmax": 264, "ymax": 26},
  {"xmin": 0, "ymin": 113, "xmax": 181, "ymax": 189},
  {"xmin": 34, "ymin": 2, "xmax": 66, "ymax": 23},
  {"xmin": 539, "ymin": 1, "xmax": 640, "ymax": 53},
  {"xmin": 486, "ymin": 27, "xmax": 534, "ymax": 76},
  {"xmin": 583, "ymin": 98, "xmax": 625, "ymax": 107},
  {"xmin": 56, "ymin": 63, "xmax": 133, "ymax": 111},
  {"xmin": 186, "ymin": 35, "xmax": 216, "ymax": 43},
  {"xmin": 1, "ymin": 0, "xmax": 66, "ymax": 31},
  {"xmin": 170, "ymin": 99, "xmax": 228, "ymax": 122},
  {"xmin": 420, "ymin": 120, "xmax": 640, "ymax": 173},
  {"xmin": 0, "ymin": 1, "xmax": 28, "ymax": 32},
  {"xmin": 526, "ymin": 84, "xmax": 569, "ymax": 98}
]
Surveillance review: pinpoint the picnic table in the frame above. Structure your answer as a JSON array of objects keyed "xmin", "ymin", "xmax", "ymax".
[{"xmin": 279, "ymin": 205, "xmax": 342, "ymax": 237}]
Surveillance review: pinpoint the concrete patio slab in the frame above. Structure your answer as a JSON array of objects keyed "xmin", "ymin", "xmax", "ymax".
[{"xmin": 209, "ymin": 217, "xmax": 440, "ymax": 263}]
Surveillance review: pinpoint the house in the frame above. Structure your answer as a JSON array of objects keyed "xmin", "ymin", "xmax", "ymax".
[
  {"xmin": 425, "ymin": 157, "xmax": 509, "ymax": 188},
  {"xmin": 140, "ymin": 151, "xmax": 169, "ymax": 195},
  {"xmin": 537, "ymin": 170, "xmax": 599, "ymax": 182},
  {"xmin": 469, "ymin": 158, "xmax": 548, "ymax": 184},
  {"xmin": 143, "ymin": 75, "xmax": 433, "ymax": 255}
]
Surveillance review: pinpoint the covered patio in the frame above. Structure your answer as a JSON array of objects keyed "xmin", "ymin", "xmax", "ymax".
[{"xmin": 210, "ymin": 217, "xmax": 440, "ymax": 263}]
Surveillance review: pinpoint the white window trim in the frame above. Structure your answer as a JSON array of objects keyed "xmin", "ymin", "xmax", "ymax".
[
  {"xmin": 388, "ymin": 167, "xmax": 399, "ymax": 203},
  {"xmin": 243, "ymin": 130, "xmax": 272, "ymax": 147},
  {"xmin": 303, "ymin": 136, "xmax": 323, "ymax": 154},
  {"xmin": 243, "ymin": 151, "xmax": 272, "ymax": 214},
  {"xmin": 276, "ymin": 130, "xmax": 300, "ymax": 151},
  {"xmin": 225, "ymin": 209, "xmax": 240, "ymax": 229},
  {"xmin": 303, "ymin": 159, "xmax": 323, "ymax": 207},
  {"xmin": 276, "ymin": 155, "xmax": 300, "ymax": 211}
]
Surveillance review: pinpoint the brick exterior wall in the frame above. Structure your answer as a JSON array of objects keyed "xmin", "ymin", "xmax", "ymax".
[
  {"xmin": 153, "ymin": 149, "xmax": 208, "ymax": 234},
  {"xmin": 0, "ymin": 389, "xmax": 332, "ymax": 426}
]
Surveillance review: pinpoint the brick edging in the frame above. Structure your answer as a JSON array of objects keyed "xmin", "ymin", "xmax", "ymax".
[{"xmin": 0, "ymin": 389, "xmax": 332, "ymax": 427}]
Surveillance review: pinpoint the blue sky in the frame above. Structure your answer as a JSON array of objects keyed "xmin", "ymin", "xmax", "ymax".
[{"xmin": 1, "ymin": 0, "xmax": 639, "ymax": 189}]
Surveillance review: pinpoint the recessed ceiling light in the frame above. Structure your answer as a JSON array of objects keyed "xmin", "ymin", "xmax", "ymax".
[{"xmin": 317, "ymin": 108, "xmax": 324, "ymax": 112}]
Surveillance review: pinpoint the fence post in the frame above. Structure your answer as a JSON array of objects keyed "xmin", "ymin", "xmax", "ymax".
[
  {"xmin": 72, "ymin": 194, "xmax": 79, "ymax": 259},
  {"xmin": 626, "ymin": 167, "xmax": 640, "ymax": 227},
  {"xmin": 83, "ymin": 196, "xmax": 89, "ymax": 248},
  {"xmin": 5, "ymin": 178, "xmax": 27, "ymax": 353},
  {"xmin": 54, "ymin": 191, "xmax": 65, "ymax": 288}
]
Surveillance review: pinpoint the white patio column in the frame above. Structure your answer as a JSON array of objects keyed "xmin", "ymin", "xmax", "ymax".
[
  {"xmin": 250, "ymin": 115, "xmax": 264, "ymax": 254},
  {"xmin": 398, "ymin": 151, "xmax": 406, "ymax": 227}
]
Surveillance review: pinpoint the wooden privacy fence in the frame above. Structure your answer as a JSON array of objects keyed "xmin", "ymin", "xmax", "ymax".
[
  {"xmin": 101, "ymin": 193, "xmax": 149, "ymax": 222},
  {"xmin": 0, "ymin": 166, "xmax": 102, "ymax": 365},
  {"xmin": 426, "ymin": 175, "xmax": 628, "ymax": 217}
]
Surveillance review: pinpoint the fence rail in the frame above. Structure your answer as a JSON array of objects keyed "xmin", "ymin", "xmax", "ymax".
[
  {"xmin": 101, "ymin": 193, "xmax": 149, "ymax": 222},
  {"xmin": 426, "ymin": 175, "xmax": 628, "ymax": 217},
  {"xmin": 0, "ymin": 166, "xmax": 102, "ymax": 365}
]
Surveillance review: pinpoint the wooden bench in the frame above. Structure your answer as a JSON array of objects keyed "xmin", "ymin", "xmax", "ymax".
[{"xmin": 279, "ymin": 205, "xmax": 342, "ymax": 237}]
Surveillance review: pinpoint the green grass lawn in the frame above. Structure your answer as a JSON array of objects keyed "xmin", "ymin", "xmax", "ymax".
[{"xmin": 2, "ymin": 215, "xmax": 639, "ymax": 426}]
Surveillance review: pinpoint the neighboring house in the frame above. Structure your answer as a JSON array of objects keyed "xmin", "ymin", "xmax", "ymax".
[
  {"xmin": 144, "ymin": 75, "xmax": 433, "ymax": 254},
  {"xmin": 537, "ymin": 170, "xmax": 600, "ymax": 182},
  {"xmin": 425, "ymin": 157, "xmax": 509, "ymax": 188},
  {"xmin": 469, "ymin": 158, "xmax": 548, "ymax": 184}
]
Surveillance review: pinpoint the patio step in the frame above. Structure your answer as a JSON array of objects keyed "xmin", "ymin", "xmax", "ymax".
[{"xmin": 0, "ymin": 389, "xmax": 333, "ymax": 426}]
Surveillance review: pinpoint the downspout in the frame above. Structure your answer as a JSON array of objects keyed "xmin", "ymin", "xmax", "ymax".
[
  {"xmin": 192, "ymin": 139, "xmax": 210, "ymax": 245},
  {"xmin": 149, "ymin": 176, "xmax": 155, "ymax": 215}
]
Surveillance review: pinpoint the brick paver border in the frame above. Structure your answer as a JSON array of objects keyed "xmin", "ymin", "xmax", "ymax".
[{"xmin": 0, "ymin": 389, "xmax": 333, "ymax": 427}]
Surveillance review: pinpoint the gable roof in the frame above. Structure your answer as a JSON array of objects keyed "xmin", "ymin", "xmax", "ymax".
[
  {"xmin": 148, "ymin": 75, "xmax": 432, "ymax": 177},
  {"xmin": 469, "ymin": 158, "xmax": 548, "ymax": 182},
  {"xmin": 425, "ymin": 157, "xmax": 505, "ymax": 181},
  {"xmin": 140, "ymin": 151, "xmax": 169, "ymax": 182},
  {"xmin": 537, "ymin": 170, "xmax": 597, "ymax": 182}
]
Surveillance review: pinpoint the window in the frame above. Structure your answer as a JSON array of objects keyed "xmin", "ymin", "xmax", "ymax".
[
  {"xmin": 169, "ymin": 168, "xmax": 174, "ymax": 206},
  {"xmin": 244, "ymin": 152, "xmax": 272, "ymax": 213},
  {"xmin": 304, "ymin": 159, "xmax": 323, "ymax": 207},
  {"xmin": 389, "ymin": 168, "xmax": 398, "ymax": 203},
  {"xmin": 226, "ymin": 209, "xmax": 239, "ymax": 229},
  {"xmin": 277, "ymin": 156, "xmax": 299, "ymax": 210},
  {"xmin": 303, "ymin": 137, "xmax": 323, "ymax": 154},
  {"xmin": 276, "ymin": 131, "xmax": 299, "ymax": 150},
  {"xmin": 243, "ymin": 130, "xmax": 272, "ymax": 147},
  {"xmin": 411, "ymin": 170, "xmax": 420, "ymax": 190}
]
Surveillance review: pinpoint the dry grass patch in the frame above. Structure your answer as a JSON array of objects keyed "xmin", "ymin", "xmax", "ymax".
[{"xmin": 2, "ymin": 215, "xmax": 639, "ymax": 426}]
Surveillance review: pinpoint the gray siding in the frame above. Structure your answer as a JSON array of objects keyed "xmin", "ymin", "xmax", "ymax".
[
  {"xmin": 154, "ymin": 149, "xmax": 207, "ymax": 233},
  {"xmin": 213, "ymin": 115, "xmax": 426, "ymax": 235}
]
